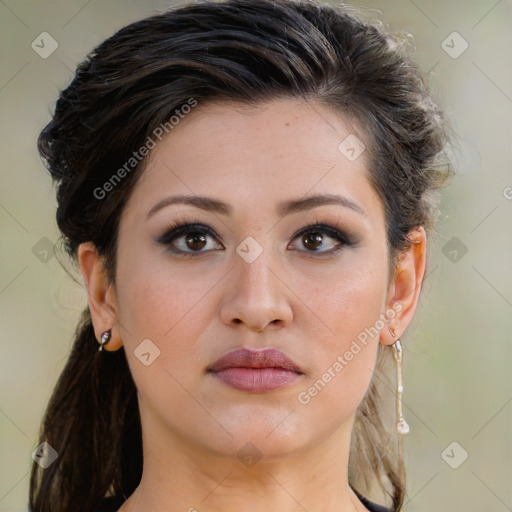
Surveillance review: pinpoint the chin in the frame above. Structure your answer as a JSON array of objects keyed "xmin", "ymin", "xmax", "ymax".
[
  {"xmin": 212, "ymin": 433, "xmax": 309, "ymax": 465},
  {"xmin": 201, "ymin": 411, "xmax": 312, "ymax": 461}
]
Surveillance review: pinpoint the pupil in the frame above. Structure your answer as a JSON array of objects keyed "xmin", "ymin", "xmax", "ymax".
[
  {"xmin": 187, "ymin": 232, "xmax": 207, "ymax": 250},
  {"xmin": 304, "ymin": 233, "xmax": 322, "ymax": 250}
]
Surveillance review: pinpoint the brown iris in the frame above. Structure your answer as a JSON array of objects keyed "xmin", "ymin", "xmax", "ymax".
[{"xmin": 302, "ymin": 232, "xmax": 323, "ymax": 251}]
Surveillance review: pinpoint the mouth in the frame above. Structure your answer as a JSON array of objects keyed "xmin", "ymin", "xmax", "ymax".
[{"xmin": 206, "ymin": 347, "xmax": 304, "ymax": 393}]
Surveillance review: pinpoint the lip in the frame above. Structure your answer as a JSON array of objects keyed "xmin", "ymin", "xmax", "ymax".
[{"xmin": 207, "ymin": 348, "xmax": 304, "ymax": 393}]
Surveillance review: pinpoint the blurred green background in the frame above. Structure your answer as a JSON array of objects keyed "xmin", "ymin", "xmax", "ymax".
[{"xmin": 1, "ymin": 1, "xmax": 511, "ymax": 511}]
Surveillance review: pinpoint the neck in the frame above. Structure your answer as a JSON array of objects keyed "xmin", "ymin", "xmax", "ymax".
[{"xmin": 118, "ymin": 413, "xmax": 369, "ymax": 512}]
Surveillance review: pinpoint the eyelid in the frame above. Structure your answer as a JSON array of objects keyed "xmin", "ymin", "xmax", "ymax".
[
  {"xmin": 155, "ymin": 218, "xmax": 222, "ymax": 247},
  {"xmin": 291, "ymin": 221, "xmax": 355, "ymax": 245}
]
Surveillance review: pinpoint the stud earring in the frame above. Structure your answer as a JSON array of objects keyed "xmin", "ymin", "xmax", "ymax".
[
  {"xmin": 99, "ymin": 330, "xmax": 112, "ymax": 352},
  {"xmin": 389, "ymin": 327, "xmax": 410, "ymax": 435}
]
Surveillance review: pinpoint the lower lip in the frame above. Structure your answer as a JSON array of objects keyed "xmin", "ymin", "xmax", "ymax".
[{"xmin": 210, "ymin": 368, "xmax": 302, "ymax": 393}]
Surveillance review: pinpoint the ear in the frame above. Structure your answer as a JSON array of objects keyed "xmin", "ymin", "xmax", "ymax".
[
  {"xmin": 77, "ymin": 242, "xmax": 123, "ymax": 351},
  {"xmin": 380, "ymin": 226, "xmax": 427, "ymax": 346}
]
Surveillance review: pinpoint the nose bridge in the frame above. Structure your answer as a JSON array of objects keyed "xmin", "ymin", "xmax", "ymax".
[
  {"xmin": 235, "ymin": 237, "xmax": 277, "ymax": 302},
  {"xmin": 220, "ymin": 236, "xmax": 292, "ymax": 330}
]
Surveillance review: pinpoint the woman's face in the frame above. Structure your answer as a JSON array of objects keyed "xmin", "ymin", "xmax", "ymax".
[{"xmin": 112, "ymin": 98, "xmax": 398, "ymax": 461}]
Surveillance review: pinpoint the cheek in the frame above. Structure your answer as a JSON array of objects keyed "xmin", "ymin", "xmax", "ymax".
[
  {"xmin": 115, "ymin": 247, "xmax": 216, "ymax": 344},
  {"xmin": 114, "ymin": 253, "xmax": 216, "ymax": 411},
  {"xmin": 305, "ymin": 250, "xmax": 388, "ymax": 349},
  {"xmin": 114, "ymin": 247, "xmax": 231, "ymax": 402},
  {"xmin": 296, "ymin": 256, "xmax": 387, "ymax": 410}
]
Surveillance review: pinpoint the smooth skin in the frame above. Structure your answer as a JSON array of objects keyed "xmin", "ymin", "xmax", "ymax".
[{"xmin": 79, "ymin": 98, "xmax": 426, "ymax": 512}]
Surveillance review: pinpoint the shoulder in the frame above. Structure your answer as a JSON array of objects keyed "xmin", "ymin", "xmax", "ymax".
[
  {"xmin": 361, "ymin": 498, "xmax": 393, "ymax": 512},
  {"xmin": 92, "ymin": 495, "xmax": 126, "ymax": 512},
  {"xmin": 352, "ymin": 487, "xmax": 393, "ymax": 512}
]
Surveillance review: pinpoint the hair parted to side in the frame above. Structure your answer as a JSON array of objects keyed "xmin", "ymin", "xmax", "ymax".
[{"xmin": 30, "ymin": 1, "xmax": 454, "ymax": 510}]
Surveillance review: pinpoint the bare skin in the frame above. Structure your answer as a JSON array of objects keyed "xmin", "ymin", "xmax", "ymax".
[{"xmin": 79, "ymin": 98, "xmax": 426, "ymax": 512}]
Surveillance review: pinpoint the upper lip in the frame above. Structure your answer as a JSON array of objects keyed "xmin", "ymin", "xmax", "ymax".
[{"xmin": 207, "ymin": 348, "xmax": 303, "ymax": 374}]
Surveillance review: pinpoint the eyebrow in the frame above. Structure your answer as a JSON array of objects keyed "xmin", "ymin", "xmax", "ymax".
[{"xmin": 147, "ymin": 193, "xmax": 366, "ymax": 219}]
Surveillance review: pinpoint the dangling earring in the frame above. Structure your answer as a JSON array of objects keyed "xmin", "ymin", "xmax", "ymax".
[
  {"xmin": 389, "ymin": 327, "xmax": 410, "ymax": 435},
  {"xmin": 99, "ymin": 330, "xmax": 112, "ymax": 352}
]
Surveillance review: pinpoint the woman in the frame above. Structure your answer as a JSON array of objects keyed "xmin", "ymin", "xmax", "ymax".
[{"xmin": 29, "ymin": 0, "xmax": 453, "ymax": 510}]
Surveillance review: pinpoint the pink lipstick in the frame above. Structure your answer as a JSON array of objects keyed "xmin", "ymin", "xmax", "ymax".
[{"xmin": 207, "ymin": 348, "xmax": 303, "ymax": 393}]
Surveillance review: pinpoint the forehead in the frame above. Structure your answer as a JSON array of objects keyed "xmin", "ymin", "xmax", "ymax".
[{"xmin": 125, "ymin": 98, "xmax": 384, "ymax": 225}]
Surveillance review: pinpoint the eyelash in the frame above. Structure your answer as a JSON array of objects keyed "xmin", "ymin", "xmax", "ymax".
[{"xmin": 155, "ymin": 218, "xmax": 358, "ymax": 257}]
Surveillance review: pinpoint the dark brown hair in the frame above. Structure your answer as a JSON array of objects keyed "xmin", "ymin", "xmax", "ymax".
[{"xmin": 30, "ymin": 1, "xmax": 454, "ymax": 510}]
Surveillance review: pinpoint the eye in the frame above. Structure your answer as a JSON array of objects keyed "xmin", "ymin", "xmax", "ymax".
[
  {"xmin": 156, "ymin": 220, "xmax": 223, "ymax": 255},
  {"xmin": 289, "ymin": 222, "xmax": 356, "ymax": 255},
  {"xmin": 156, "ymin": 219, "xmax": 357, "ymax": 257}
]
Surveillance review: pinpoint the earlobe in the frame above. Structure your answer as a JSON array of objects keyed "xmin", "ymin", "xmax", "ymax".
[
  {"xmin": 380, "ymin": 226, "xmax": 427, "ymax": 346},
  {"xmin": 77, "ymin": 242, "xmax": 123, "ymax": 351}
]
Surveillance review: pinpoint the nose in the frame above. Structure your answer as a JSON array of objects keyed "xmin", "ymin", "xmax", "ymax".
[{"xmin": 219, "ymin": 245, "xmax": 293, "ymax": 333}]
